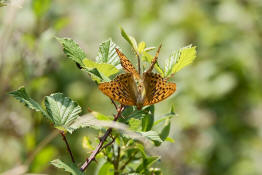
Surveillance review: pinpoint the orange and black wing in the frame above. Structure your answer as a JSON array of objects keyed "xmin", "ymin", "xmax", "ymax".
[
  {"xmin": 115, "ymin": 48, "xmax": 140, "ymax": 78},
  {"xmin": 98, "ymin": 73, "xmax": 136, "ymax": 106},
  {"xmin": 143, "ymin": 72, "xmax": 176, "ymax": 106}
]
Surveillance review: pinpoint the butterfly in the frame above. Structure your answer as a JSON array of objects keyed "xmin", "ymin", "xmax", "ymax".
[{"xmin": 98, "ymin": 45, "xmax": 176, "ymax": 110}]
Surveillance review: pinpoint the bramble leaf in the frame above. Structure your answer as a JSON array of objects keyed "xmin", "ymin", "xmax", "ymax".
[
  {"xmin": 9, "ymin": 87, "xmax": 49, "ymax": 119},
  {"xmin": 82, "ymin": 58, "xmax": 119, "ymax": 81},
  {"xmin": 50, "ymin": 159, "xmax": 84, "ymax": 175},
  {"xmin": 44, "ymin": 93, "xmax": 81, "ymax": 132},
  {"xmin": 96, "ymin": 39, "xmax": 121, "ymax": 69},
  {"xmin": 56, "ymin": 37, "xmax": 86, "ymax": 67},
  {"xmin": 165, "ymin": 45, "xmax": 197, "ymax": 77},
  {"xmin": 120, "ymin": 27, "xmax": 138, "ymax": 51}
]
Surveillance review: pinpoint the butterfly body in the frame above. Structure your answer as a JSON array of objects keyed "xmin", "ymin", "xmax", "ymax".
[{"xmin": 98, "ymin": 46, "xmax": 176, "ymax": 110}]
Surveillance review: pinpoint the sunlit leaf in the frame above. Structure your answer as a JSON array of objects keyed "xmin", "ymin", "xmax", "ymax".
[
  {"xmin": 129, "ymin": 118, "xmax": 142, "ymax": 131},
  {"xmin": 50, "ymin": 159, "xmax": 84, "ymax": 175},
  {"xmin": 82, "ymin": 58, "xmax": 119, "ymax": 81},
  {"xmin": 9, "ymin": 87, "xmax": 49, "ymax": 119},
  {"xmin": 165, "ymin": 45, "xmax": 196, "ymax": 77},
  {"xmin": 138, "ymin": 41, "xmax": 146, "ymax": 54},
  {"xmin": 44, "ymin": 93, "xmax": 81, "ymax": 132},
  {"xmin": 82, "ymin": 136, "xmax": 94, "ymax": 150},
  {"xmin": 96, "ymin": 39, "xmax": 121, "ymax": 69},
  {"xmin": 165, "ymin": 137, "xmax": 175, "ymax": 143},
  {"xmin": 120, "ymin": 27, "xmax": 138, "ymax": 51}
]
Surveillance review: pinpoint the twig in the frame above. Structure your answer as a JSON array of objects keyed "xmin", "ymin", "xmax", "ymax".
[
  {"xmin": 80, "ymin": 105, "xmax": 125, "ymax": 172},
  {"xmin": 100, "ymin": 137, "xmax": 116, "ymax": 151},
  {"xmin": 60, "ymin": 131, "xmax": 75, "ymax": 163},
  {"xmin": 120, "ymin": 150, "xmax": 138, "ymax": 171}
]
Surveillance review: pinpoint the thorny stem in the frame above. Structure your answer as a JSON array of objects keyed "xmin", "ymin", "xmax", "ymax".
[
  {"xmin": 80, "ymin": 104, "xmax": 125, "ymax": 172},
  {"xmin": 60, "ymin": 131, "xmax": 75, "ymax": 163}
]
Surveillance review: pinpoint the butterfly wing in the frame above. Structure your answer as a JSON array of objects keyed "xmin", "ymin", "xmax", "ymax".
[
  {"xmin": 98, "ymin": 73, "xmax": 137, "ymax": 106},
  {"xmin": 143, "ymin": 72, "xmax": 176, "ymax": 106},
  {"xmin": 115, "ymin": 48, "xmax": 140, "ymax": 78}
]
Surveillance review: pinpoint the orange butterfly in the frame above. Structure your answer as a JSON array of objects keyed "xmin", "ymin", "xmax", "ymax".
[{"xmin": 98, "ymin": 45, "xmax": 176, "ymax": 110}]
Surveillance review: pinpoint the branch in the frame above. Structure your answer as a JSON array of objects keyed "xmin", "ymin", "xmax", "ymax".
[
  {"xmin": 60, "ymin": 131, "xmax": 75, "ymax": 163},
  {"xmin": 80, "ymin": 105, "xmax": 125, "ymax": 172}
]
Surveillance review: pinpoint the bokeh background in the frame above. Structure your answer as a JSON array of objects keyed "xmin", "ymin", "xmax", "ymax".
[{"xmin": 1, "ymin": 0, "xmax": 262, "ymax": 174}]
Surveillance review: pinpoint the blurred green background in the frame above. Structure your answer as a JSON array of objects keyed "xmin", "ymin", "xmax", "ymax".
[{"xmin": 1, "ymin": 0, "xmax": 262, "ymax": 174}]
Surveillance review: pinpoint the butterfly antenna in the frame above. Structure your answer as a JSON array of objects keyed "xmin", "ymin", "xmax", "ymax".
[{"xmin": 146, "ymin": 44, "xmax": 162, "ymax": 73}]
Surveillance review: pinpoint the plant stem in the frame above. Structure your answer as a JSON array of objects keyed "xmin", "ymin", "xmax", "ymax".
[
  {"xmin": 80, "ymin": 105, "xmax": 125, "ymax": 172},
  {"xmin": 136, "ymin": 52, "xmax": 141, "ymax": 75},
  {"xmin": 114, "ymin": 145, "xmax": 121, "ymax": 175},
  {"xmin": 60, "ymin": 131, "xmax": 75, "ymax": 163},
  {"xmin": 120, "ymin": 150, "xmax": 138, "ymax": 171}
]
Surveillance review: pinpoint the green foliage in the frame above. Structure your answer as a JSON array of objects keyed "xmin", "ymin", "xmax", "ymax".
[
  {"xmin": 56, "ymin": 37, "xmax": 87, "ymax": 67},
  {"xmin": 44, "ymin": 93, "xmax": 82, "ymax": 131},
  {"xmin": 165, "ymin": 45, "xmax": 197, "ymax": 77},
  {"xmin": 9, "ymin": 87, "xmax": 48, "ymax": 119},
  {"xmin": 97, "ymin": 162, "xmax": 114, "ymax": 175},
  {"xmin": 9, "ymin": 87, "xmax": 82, "ymax": 133},
  {"xmin": 9, "ymin": 29, "xmax": 195, "ymax": 175},
  {"xmin": 96, "ymin": 39, "xmax": 121, "ymax": 68},
  {"xmin": 50, "ymin": 159, "xmax": 84, "ymax": 175},
  {"xmin": 120, "ymin": 27, "xmax": 138, "ymax": 52},
  {"xmin": 32, "ymin": 0, "xmax": 51, "ymax": 18}
]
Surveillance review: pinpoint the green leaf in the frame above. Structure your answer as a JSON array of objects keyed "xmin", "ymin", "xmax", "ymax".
[
  {"xmin": 165, "ymin": 137, "xmax": 175, "ymax": 143},
  {"xmin": 82, "ymin": 136, "xmax": 95, "ymax": 150},
  {"xmin": 9, "ymin": 87, "xmax": 49, "ymax": 119},
  {"xmin": 159, "ymin": 119, "xmax": 171, "ymax": 142},
  {"xmin": 165, "ymin": 45, "xmax": 197, "ymax": 77},
  {"xmin": 142, "ymin": 114, "xmax": 154, "ymax": 132},
  {"xmin": 97, "ymin": 162, "xmax": 114, "ymax": 175},
  {"xmin": 44, "ymin": 93, "xmax": 81, "ymax": 131},
  {"xmin": 120, "ymin": 27, "xmax": 138, "ymax": 51},
  {"xmin": 96, "ymin": 39, "xmax": 121, "ymax": 68},
  {"xmin": 141, "ymin": 106, "xmax": 154, "ymax": 132},
  {"xmin": 142, "ymin": 51, "xmax": 164, "ymax": 76},
  {"xmin": 50, "ymin": 159, "xmax": 84, "ymax": 175},
  {"xmin": 129, "ymin": 118, "xmax": 142, "ymax": 131},
  {"xmin": 82, "ymin": 58, "xmax": 119, "ymax": 81},
  {"xmin": 136, "ymin": 156, "xmax": 160, "ymax": 173},
  {"xmin": 32, "ymin": 0, "xmax": 51, "ymax": 18},
  {"xmin": 138, "ymin": 41, "xmax": 146, "ymax": 54},
  {"xmin": 139, "ymin": 131, "xmax": 162, "ymax": 146},
  {"xmin": 92, "ymin": 111, "xmax": 114, "ymax": 121},
  {"xmin": 56, "ymin": 37, "xmax": 86, "ymax": 67}
]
